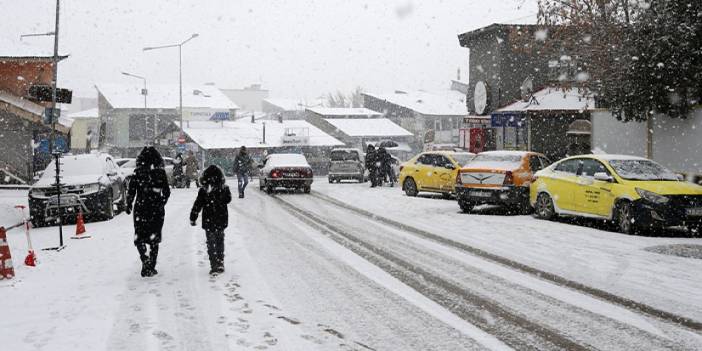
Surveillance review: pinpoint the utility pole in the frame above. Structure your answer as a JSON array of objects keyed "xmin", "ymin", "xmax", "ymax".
[{"xmin": 49, "ymin": 0, "xmax": 60, "ymax": 156}]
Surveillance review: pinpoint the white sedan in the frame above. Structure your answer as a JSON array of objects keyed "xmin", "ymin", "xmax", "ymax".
[{"xmin": 258, "ymin": 153, "xmax": 313, "ymax": 194}]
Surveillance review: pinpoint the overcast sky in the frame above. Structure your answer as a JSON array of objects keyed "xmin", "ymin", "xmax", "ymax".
[{"xmin": 1, "ymin": 0, "xmax": 536, "ymax": 100}]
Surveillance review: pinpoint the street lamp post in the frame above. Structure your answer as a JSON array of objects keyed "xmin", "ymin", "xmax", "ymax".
[
  {"xmin": 121, "ymin": 72, "xmax": 156, "ymax": 143},
  {"xmin": 143, "ymin": 34, "xmax": 199, "ymax": 142},
  {"xmin": 21, "ymin": 0, "xmax": 64, "ymax": 250}
]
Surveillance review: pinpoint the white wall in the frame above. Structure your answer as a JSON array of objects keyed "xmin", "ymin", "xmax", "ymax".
[
  {"xmin": 591, "ymin": 110, "xmax": 647, "ymax": 157},
  {"xmin": 591, "ymin": 109, "xmax": 702, "ymax": 174},
  {"xmin": 653, "ymin": 109, "xmax": 702, "ymax": 175}
]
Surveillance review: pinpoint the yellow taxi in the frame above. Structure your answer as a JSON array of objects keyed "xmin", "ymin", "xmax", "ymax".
[
  {"xmin": 399, "ymin": 151, "xmax": 475, "ymax": 198},
  {"xmin": 530, "ymin": 154, "xmax": 702, "ymax": 234}
]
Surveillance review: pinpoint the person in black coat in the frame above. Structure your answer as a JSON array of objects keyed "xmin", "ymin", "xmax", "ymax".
[
  {"xmin": 365, "ymin": 144, "xmax": 379, "ymax": 188},
  {"xmin": 190, "ymin": 165, "xmax": 232, "ymax": 275},
  {"xmin": 126, "ymin": 147, "xmax": 171, "ymax": 277}
]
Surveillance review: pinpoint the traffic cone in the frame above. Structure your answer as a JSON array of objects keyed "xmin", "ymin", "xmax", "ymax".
[
  {"xmin": 24, "ymin": 250, "xmax": 36, "ymax": 267},
  {"xmin": 71, "ymin": 211, "xmax": 91, "ymax": 239},
  {"xmin": 0, "ymin": 227, "xmax": 15, "ymax": 280},
  {"xmin": 15, "ymin": 205, "xmax": 37, "ymax": 267}
]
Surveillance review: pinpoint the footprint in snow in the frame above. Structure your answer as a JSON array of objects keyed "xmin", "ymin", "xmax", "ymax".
[{"xmin": 263, "ymin": 332, "xmax": 278, "ymax": 345}]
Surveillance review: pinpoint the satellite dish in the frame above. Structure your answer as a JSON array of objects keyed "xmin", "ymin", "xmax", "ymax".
[
  {"xmin": 473, "ymin": 81, "xmax": 489, "ymax": 115},
  {"xmin": 520, "ymin": 77, "xmax": 534, "ymax": 102}
]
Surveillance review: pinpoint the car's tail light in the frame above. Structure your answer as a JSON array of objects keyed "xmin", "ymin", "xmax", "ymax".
[
  {"xmin": 304, "ymin": 169, "xmax": 313, "ymax": 177},
  {"xmin": 456, "ymin": 171, "xmax": 462, "ymax": 185},
  {"xmin": 503, "ymin": 171, "xmax": 514, "ymax": 185},
  {"xmin": 271, "ymin": 170, "xmax": 280, "ymax": 178}
]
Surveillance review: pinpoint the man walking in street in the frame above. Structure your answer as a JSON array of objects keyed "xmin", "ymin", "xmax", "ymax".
[
  {"xmin": 233, "ymin": 145, "xmax": 253, "ymax": 198},
  {"xmin": 184, "ymin": 151, "xmax": 200, "ymax": 188}
]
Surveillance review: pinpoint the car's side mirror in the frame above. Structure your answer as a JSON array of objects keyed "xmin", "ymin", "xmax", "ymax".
[
  {"xmin": 593, "ymin": 172, "xmax": 613, "ymax": 182},
  {"xmin": 257, "ymin": 164, "xmax": 264, "ymax": 169},
  {"xmin": 444, "ymin": 163, "xmax": 455, "ymax": 170},
  {"xmin": 676, "ymin": 174, "xmax": 685, "ymax": 181},
  {"xmin": 107, "ymin": 171, "xmax": 117, "ymax": 177}
]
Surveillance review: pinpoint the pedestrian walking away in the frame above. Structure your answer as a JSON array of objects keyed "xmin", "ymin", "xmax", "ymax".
[
  {"xmin": 233, "ymin": 145, "xmax": 254, "ymax": 198},
  {"xmin": 172, "ymin": 153, "xmax": 185, "ymax": 188},
  {"xmin": 125, "ymin": 146, "xmax": 171, "ymax": 277},
  {"xmin": 378, "ymin": 147, "xmax": 395, "ymax": 187},
  {"xmin": 190, "ymin": 165, "xmax": 232, "ymax": 275},
  {"xmin": 184, "ymin": 151, "xmax": 200, "ymax": 188},
  {"xmin": 365, "ymin": 144, "xmax": 379, "ymax": 188}
]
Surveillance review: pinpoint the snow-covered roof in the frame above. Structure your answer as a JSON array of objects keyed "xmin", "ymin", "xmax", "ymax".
[
  {"xmin": 498, "ymin": 87, "xmax": 595, "ymax": 112},
  {"xmin": 307, "ymin": 107, "xmax": 382, "ymax": 117},
  {"xmin": 96, "ymin": 83, "xmax": 238, "ymax": 110},
  {"xmin": 67, "ymin": 108, "xmax": 98, "ymax": 119},
  {"xmin": 180, "ymin": 119, "xmax": 343, "ymax": 150},
  {"xmin": 263, "ymin": 98, "xmax": 308, "ymax": 111},
  {"xmin": 0, "ymin": 37, "xmax": 69, "ymax": 59},
  {"xmin": 323, "ymin": 118, "xmax": 413, "ymax": 137},
  {"xmin": 364, "ymin": 89, "xmax": 467, "ymax": 116}
]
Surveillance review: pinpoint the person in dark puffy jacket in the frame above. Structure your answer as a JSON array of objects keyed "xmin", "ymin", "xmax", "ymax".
[
  {"xmin": 365, "ymin": 144, "xmax": 379, "ymax": 188},
  {"xmin": 232, "ymin": 146, "xmax": 253, "ymax": 198},
  {"xmin": 126, "ymin": 146, "xmax": 171, "ymax": 277},
  {"xmin": 190, "ymin": 165, "xmax": 232, "ymax": 275}
]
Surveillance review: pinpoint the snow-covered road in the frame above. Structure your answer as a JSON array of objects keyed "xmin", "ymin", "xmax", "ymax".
[{"xmin": 1, "ymin": 180, "xmax": 701, "ymax": 350}]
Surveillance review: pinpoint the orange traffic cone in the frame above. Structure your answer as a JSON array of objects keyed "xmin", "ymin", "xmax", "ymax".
[
  {"xmin": 24, "ymin": 250, "xmax": 36, "ymax": 267},
  {"xmin": 0, "ymin": 227, "xmax": 15, "ymax": 280},
  {"xmin": 71, "ymin": 211, "xmax": 91, "ymax": 239}
]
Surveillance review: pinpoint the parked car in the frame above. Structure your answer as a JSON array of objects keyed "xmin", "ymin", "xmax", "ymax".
[
  {"xmin": 531, "ymin": 154, "xmax": 702, "ymax": 234},
  {"xmin": 328, "ymin": 148, "xmax": 365, "ymax": 183},
  {"xmin": 455, "ymin": 151, "xmax": 550, "ymax": 213},
  {"xmin": 29, "ymin": 153, "xmax": 127, "ymax": 226},
  {"xmin": 118, "ymin": 156, "xmax": 175, "ymax": 185},
  {"xmin": 258, "ymin": 153, "xmax": 314, "ymax": 194},
  {"xmin": 399, "ymin": 151, "xmax": 475, "ymax": 198}
]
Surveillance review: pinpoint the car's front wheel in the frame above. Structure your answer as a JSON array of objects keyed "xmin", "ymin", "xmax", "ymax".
[
  {"xmin": 458, "ymin": 200, "xmax": 474, "ymax": 213},
  {"xmin": 403, "ymin": 178, "xmax": 418, "ymax": 197},
  {"xmin": 614, "ymin": 201, "xmax": 637, "ymax": 234},
  {"xmin": 534, "ymin": 193, "xmax": 555, "ymax": 220}
]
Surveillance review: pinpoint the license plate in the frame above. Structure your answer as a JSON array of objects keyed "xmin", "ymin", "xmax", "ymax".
[
  {"xmin": 470, "ymin": 191, "xmax": 492, "ymax": 198},
  {"xmin": 687, "ymin": 208, "xmax": 702, "ymax": 216},
  {"xmin": 282, "ymin": 172, "xmax": 299, "ymax": 178}
]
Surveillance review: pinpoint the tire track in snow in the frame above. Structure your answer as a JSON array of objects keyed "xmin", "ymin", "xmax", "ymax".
[
  {"xmin": 232, "ymin": 189, "xmax": 492, "ymax": 350},
  {"xmin": 310, "ymin": 190, "xmax": 702, "ymax": 333},
  {"xmin": 271, "ymin": 194, "xmax": 588, "ymax": 351}
]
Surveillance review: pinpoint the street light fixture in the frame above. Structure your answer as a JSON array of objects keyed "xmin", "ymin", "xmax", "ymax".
[
  {"xmin": 143, "ymin": 33, "xmax": 199, "ymax": 142},
  {"xmin": 122, "ymin": 71, "xmax": 158, "ymax": 143}
]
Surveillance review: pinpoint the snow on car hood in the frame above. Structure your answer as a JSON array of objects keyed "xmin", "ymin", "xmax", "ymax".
[{"xmin": 33, "ymin": 174, "xmax": 109, "ymax": 188}]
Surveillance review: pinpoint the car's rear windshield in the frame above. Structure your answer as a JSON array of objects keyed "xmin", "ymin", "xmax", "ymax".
[
  {"xmin": 466, "ymin": 153, "xmax": 523, "ymax": 169},
  {"xmin": 330, "ymin": 150, "xmax": 359, "ymax": 161},
  {"xmin": 451, "ymin": 153, "xmax": 474, "ymax": 167},
  {"xmin": 608, "ymin": 159, "xmax": 679, "ymax": 181}
]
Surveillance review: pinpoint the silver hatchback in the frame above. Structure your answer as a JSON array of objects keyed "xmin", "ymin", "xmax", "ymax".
[{"xmin": 328, "ymin": 148, "xmax": 365, "ymax": 183}]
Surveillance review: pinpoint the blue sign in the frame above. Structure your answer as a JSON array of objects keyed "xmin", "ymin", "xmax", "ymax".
[
  {"xmin": 210, "ymin": 111, "xmax": 230, "ymax": 121},
  {"xmin": 36, "ymin": 136, "xmax": 69, "ymax": 153},
  {"xmin": 491, "ymin": 112, "xmax": 527, "ymax": 128}
]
